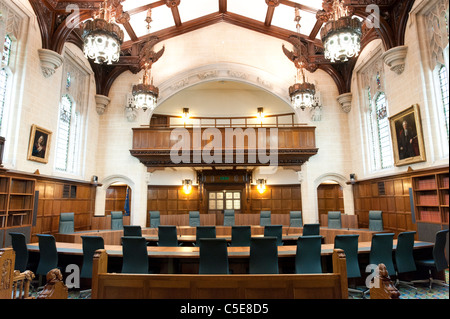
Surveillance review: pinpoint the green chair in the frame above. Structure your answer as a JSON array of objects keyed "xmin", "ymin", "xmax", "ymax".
[
  {"xmin": 249, "ymin": 237, "xmax": 278, "ymax": 274},
  {"xmin": 302, "ymin": 223, "xmax": 320, "ymax": 236},
  {"xmin": 121, "ymin": 236, "xmax": 149, "ymax": 274},
  {"xmin": 414, "ymin": 229, "xmax": 449, "ymax": 291},
  {"xmin": 36, "ymin": 234, "xmax": 58, "ymax": 277},
  {"xmin": 9, "ymin": 232, "xmax": 29, "ymax": 272},
  {"xmin": 289, "ymin": 211, "xmax": 303, "ymax": 227},
  {"xmin": 199, "ymin": 239, "xmax": 229, "ymax": 274},
  {"xmin": 231, "ymin": 226, "xmax": 251, "ymax": 247},
  {"xmin": 264, "ymin": 225, "xmax": 283, "ymax": 246},
  {"xmin": 259, "ymin": 211, "xmax": 271, "ymax": 226},
  {"xmin": 223, "ymin": 210, "xmax": 235, "ymax": 226},
  {"xmin": 334, "ymin": 234, "xmax": 369, "ymax": 298},
  {"xmin": 80, "ymin": 236, "xmax": 105, "ymax": 279},
  {"xmin": 58, "ymin": 212, "xmax": 75, "ymax": 234},
  {"xmin": 369, "ymin": 233, "xmax": 396, "ymax": 276},
  {"xmin": 110, "ymin": 211, "xmax": 124, "ymax": 230},
  {"xmin": 149, "ymin": 211, "xmax": 160, "ymax": 228},
  {"xmin": 123, "ymin": 225, "xmax": 142, "ymax": 237},
  {"xmin": 158, "ymin": 226, "xmax": 179, "ymax": 247},
  {"xmin": 327, "ymin": 211, "xmax": 342, "ymax": 229},
  {"xmin": 189, "ymin": 211, "xmax": 201, "ymax": 227},
  {"xmin": 369, "ymin": 211, "xmax": 384, "ymax": 231},
  {"xmin": 394, "ymin": 231, "xmax": 417, "ymax": 292},
  {"xmin": 195, "ymin": 226, "xmax": 216, "ymax": 246},
  {"xmin": 295, "ymin": 235, "xmax": 323, "ymax": 274}
]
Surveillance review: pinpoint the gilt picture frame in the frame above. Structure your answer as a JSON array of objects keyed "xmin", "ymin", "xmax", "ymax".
[
  {"xmin": 389, "ymin": 104, "xmax": 426, "ymax": 167},
  {"xmin": 27, "ymin": 124, "xmax": 52, "ymax": 164}
]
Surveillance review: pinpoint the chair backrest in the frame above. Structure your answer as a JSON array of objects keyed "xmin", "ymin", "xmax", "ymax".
[
  {"xmin": 302, "ymin": 223, "xmax": 320, "ymax": 236},
  {"xmin": 327, "ymin": 211, "xmax": 342, "ymax": 229},
  {"xmin": 295, "ymin": 235, "xmax": 323, "ymax": 274},
  {"xmin": 80, "ymin": 236, "xmax": 105, "ymax": 279},
  {"xmin": 369, "ymin": 211, "xmax": 384, "ymax": 231},
  {"xmin": 196, "ymin": 226, "xmax": 216, "ymax": 246},
  {"xmin": 370, "ymin": 233, "xmax": 395, "ymax": 275},
  {"xmin": 58, "ymin": 212, "xmax": 75, "ymax": 234},
  {"xmin": 260, "ymin": 211, "xmax": 271, "ymax": 226},
  {"xmin": 189, "ymin": 211, "xmax": 201, "ymax": 227},
  {"xmin": 223, "ymin": 210, "xmax": 235, "ymax": 226},
  {"xmin": 121, "ymin": 236, "xmax": 148, "ymax": 274},
  {"xmin": 334, "ymin": 234, "xmax": 361, "ymax": 278},
  {"xmin": 123, "ymin": 225, "xmax": 142, "ymax": 237},
  {"xmin": 36, "ymin": 234, "xmax": 58, "ymax": 276},
  {"xmin": 231, "ymin": 226, "xmax": 251, "ymax": 247},
  {"xmin": 110, "ymin": 211, "xmax": 124, "ymax": 230},
  {"xmin": 149, "ymin": 211, "xmax": 160, "ymax": 228},
  {"xmin": 199, "ymin": 239, "xmax": 229, "ymax": 274},
  {"xmin": 433, "ymin": 229, "xmax": 449, "ymax": 272},
  {"xmin": 9, "ymin": 232, "xmax": 29, "ymax": 272},
  {"xmin": 158, "ymin": 226, "xmax": 178, "ymax": 247},
  {"xmin": 395, "ymin": 231, "xmax": 417, "ymax": 274},
  {"xmin": 264, "ymin": 225, "xmax": 283, "ymax": 246},
  {"xmin": 289, "ymin": 211, "xmax": 303, "ymax": 227},
  {"xmin": 249, "ymin": 237, "xmax": 279, "ymax": 274}
]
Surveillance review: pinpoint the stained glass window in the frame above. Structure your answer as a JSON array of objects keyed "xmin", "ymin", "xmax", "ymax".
[
  {"xmin": 55, "ymin": 95, "xmax": 73, "ymax": 171},
  {"xmin": 375, "ymin": 93, "xmax": 393, "ymax": 169},
  {"xmin": 438, "ymin": 65, "xmax": 449, "ymax": 140},
  {"xmin": 0, "ymin": 35, "xmax": 12, "ymax": 131}
]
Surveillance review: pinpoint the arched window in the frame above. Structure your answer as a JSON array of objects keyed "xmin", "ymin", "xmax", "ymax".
[
  {"xmin": 368, "ymin": 90, "xmax": 394, "ymax": 170},
  {"xmin": 438, "ymin": 65, "xmax": 449, "ymax": 140},
  {"xmin": 0, "ymin": 35, "xmax": 12, "ymax": 133}
]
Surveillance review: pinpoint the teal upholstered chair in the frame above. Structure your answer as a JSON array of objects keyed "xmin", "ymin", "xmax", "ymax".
[
  {"xmin": 121, "ymin": 236, "xmax": 149, "ymax": 274},
  {"xmin": 327, "ymin": 211, "xmax": 342, "ymax": 229},
  {"xmin": 158, "ymin": 226, "xmax": 179, "ymax": 247},
  {"xmin": 110, "ymin": 211, "xmax": 124, "ymax": 230},
  {"xmin": 199, "ymin": 239, "xmax": 229, "ymax": 274},
  {"xmin": 295, "ymin": 235, "xmax": 323, "ymax": 274},
  {"xmin": 195, "ymin": 226, "xmax": 216, "ymax": 246},
  {"xmin": 231, "ymin": 226, "xmax": 251, "ymax": 247},
  {"xmin": 414, "ymin": 229, "xmax": 449, "ymax": 291},
  {"xmin": 189, "ymin": 211, "xmax": 201, "ymax": 227},
  {"xmin": 260, "ymin": 211, "xmax": 271, "ymax": 226},
  {"xmin": 289, "ymin": 211, "xmax": 303, "ymax": 227},
  {"xmin": 369, "ymin": 211, "xmax": 384, "ymax": 231},
  {"xmin": 58, "ymin": 212, "xmax": 75, "ymax": 234},
  {"xmin": 249, "ymin": 237, "xmax": 279, "ymax": 274},
  {"xmin": 9, "ymin": 232, "xmax": 29, "ymax": 272},
  {"xmin": 223, "ymin": 210, "xmax": 235, "ymax": 226},
  {"xmin": 36, "ymin": 234, "xmax": 58, "ymax": 277},
  {"xmin": 264, "ymin": 225, "xmax": 283, "ymax": 246},
  {"xmin": 334, "ymin": 234, "xmax": 369, "ymax": 298},
  {"xmin": 80, "ymin": 236, "xmax": 105, "ymax": 279},
  {"xmin": 302, "ymin": 223, "xmax": 320, "ymax": 236},
  {"xmin": 394, "ymin": 231, "xmax": 417, "ymax": 291},
  {"xmin": 369, "ymin": 233, "xmax": 396, "ymax": 276},
  {"xmin": 149, "ymin": 211, "xmax": 160, "ymax": 228},
  {"xmin": 123, "ymin": 225, "xmax": 142, "ymax": 237}
]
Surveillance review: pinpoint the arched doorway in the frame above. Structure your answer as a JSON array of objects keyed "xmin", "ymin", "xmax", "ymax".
[
  {"xmin": 105, "ymin": 182, "xmax": 132, "ymax": 217},
  {"xmin": 317, "ymin": 181, "xmax": 344, "ymax": 225}
]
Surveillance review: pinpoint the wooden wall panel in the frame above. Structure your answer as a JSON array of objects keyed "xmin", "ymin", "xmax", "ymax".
[{"xmin": 317, "ymin": 184, "xmax": 344, "ymax": 224}]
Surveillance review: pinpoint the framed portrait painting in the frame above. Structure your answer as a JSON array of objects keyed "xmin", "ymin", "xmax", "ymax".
[
  {"xmin": 389, "ymin": 104, "xmax": 426, "ymax": 167},
  {"xmin": 27, "ymin": 125, "xmax": 52, "ymax": 164}
]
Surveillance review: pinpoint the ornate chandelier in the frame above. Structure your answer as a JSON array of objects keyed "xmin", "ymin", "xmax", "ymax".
[
  {"xmin": 290, "ymin": 65, "xmax": 316, "ymax": 110},
  {"xmin": 132, "ymin": 63, "xmax": 159, "ymax": 112},
  {"xmin": 319, "ymin": 0, "xmax": 362, "ymax": 63},
  {"xmin": 81, "ymin": 0, "xmax": 124, "ymax": 65}
]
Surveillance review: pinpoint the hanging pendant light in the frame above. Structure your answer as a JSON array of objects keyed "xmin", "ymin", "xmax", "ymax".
[
  {"xmin": 319, "ymin": 0, "xmax": 362, "ymax": 63},
  {"xmin": 81, "ymin": 0, "xmax": 124, "ymax": 65},
  {"xmin": 132, "ymin": 63, "xmax": 159, "ymax": 112}
]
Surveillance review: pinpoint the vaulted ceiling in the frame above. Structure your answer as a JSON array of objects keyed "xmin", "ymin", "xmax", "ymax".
[{"xmin": 29, "ymin": 0, "xmax": 415, "ymax": 97}]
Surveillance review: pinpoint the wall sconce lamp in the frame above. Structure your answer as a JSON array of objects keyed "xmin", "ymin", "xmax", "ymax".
[
  {"xmin": 182, "ymin": 108, "xmax": 190, "ymax": 123},
  {"xmin": 257, "ymin": 107, "xmax": 264, "ymax": 123},
  {"xmin": 182, "ymin": 179, "xmax": 192, "ymax": 195},
  {"xmin": 256, "ymin": 179, "xmax": 267, "ymax": 194}
]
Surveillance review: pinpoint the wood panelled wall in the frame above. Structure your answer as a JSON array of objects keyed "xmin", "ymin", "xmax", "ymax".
[
  {"xmin": 353, "ymin": 173, "xmax": 415, "ymax": 234},
  {"xmin": 249, "ymin": 185, "xmax": 302, "ymax": 215},
  {"xmin": 105, "ymin": 185, "xmax": 131, "ymax": 216},
  {"xmin": 317, "ymin": 184, "xmax": 344, "ymax": 222},
  {"xmin": 147, "ymin": 186, "xmax": 200, "ymax": 217}
]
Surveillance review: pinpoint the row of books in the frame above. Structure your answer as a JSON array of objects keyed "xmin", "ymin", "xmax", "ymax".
[
  {"xmin": 416, "ymin": 179, "xmax": 437, "ymax": 190},
  {"xmin": 419, "ymin": 210, "xmax": 442, "ymax": 222},
  {"xmin": 418, "ymin": 194, "xmax": 439, "ymax": 206},
  {"xmin": 441, "ymin": 177, "xmax": 449, "ymax": 188}
]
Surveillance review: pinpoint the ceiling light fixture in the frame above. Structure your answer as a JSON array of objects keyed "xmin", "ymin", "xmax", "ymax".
[
  {"xmin": 81, "ymin": 0, "xmax": 124, "ymax": 65},
  {"xmin": 132, "ymin": 62, "xmax": 159, "ymax": 112},
  {"xmin": 318, "ymin": 0, "xmax": 362, "ymax": 63}
]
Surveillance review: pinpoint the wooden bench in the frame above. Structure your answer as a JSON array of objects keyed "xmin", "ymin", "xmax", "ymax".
[{"xmin": 91, "ymin": 249, "xmax": 350, "ymax": 299}]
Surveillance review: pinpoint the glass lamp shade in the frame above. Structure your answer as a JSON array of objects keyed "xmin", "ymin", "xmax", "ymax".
[
  {"xmin": 81, "ymin": 19, "xmax": 124, "ymax": 65},
  {"xmin": 321, "ymin": 16, "xmax": 362, "ymax": 63},
  {"xmin": 132, "ymin": 83, "xmax": 159, "ymax": 112},
  {"xmin": 289, "ymin": 82, "xmax": 316, "ymax": 110}
]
